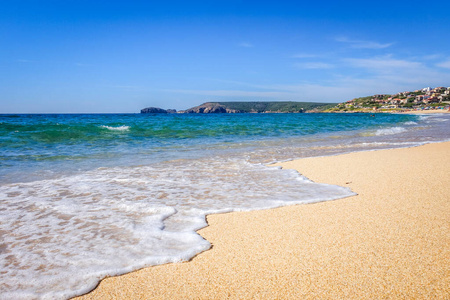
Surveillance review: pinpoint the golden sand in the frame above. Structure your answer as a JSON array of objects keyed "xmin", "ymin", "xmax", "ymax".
[{"xmin": 75, "ymin": 142, "xmax": 450, "ymax": 299}]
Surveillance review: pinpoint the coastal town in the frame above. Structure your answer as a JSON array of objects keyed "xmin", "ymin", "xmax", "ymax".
[{"xmin": 330, "ymin": 86, "xmax": 450, "ymax": 112}]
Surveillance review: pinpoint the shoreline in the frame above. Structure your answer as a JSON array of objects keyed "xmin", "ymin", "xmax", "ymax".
[
  {"xmin": 399, "ymin": 109, "xmax": 450, "ymax": 114},
  {"xmin": 75, "ymin": 142, "xmax": 450, "ymax": 299}
]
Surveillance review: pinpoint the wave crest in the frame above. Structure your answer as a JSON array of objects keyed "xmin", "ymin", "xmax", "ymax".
[
  {"xmin": 375, "ymin": 127, "xmax": 407, "ymax": 136},
  {"xmin": 100, "ymin": 125, "xmax": 130, "ymax": 131}
]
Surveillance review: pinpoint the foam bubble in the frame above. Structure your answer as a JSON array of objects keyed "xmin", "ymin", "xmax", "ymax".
[
  {"xmin": 375, "ymin": 127, "xmax": 407, "ymax": 136},
  {"xmin": 100, "ymin": 125, "xmax": 130, "ymax": 131},
  {"xmin": 404, "ymin": 121, "xmax": 417, "ymax": 125}
]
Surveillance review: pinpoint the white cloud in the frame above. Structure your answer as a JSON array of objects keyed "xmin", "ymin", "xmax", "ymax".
[
  {"xmin": 423, "ymin": 54, "xmax": 442, "ymax": 60},
  {"xmin": 238, "ymin": 42, "xmax": 254, "ymax": 48},
  {"xmin": 294, "ymin": 62, "xmax": 334, "ymax": 69},
  {"xmin": 160, "ymin": 54, "xmax": 450, "ymax": 105},
  {"xmin": 267, "ymin": 68, "xmax": 450, "ymax": 102},
  {"xmin": 436, "ymin": 60, "xmax": 450, "ymax": 68},
  {"xmin": 336, "ymin": 36, "xmax": 393, "ymax": 49},
  {"xmin": 341, "ymin": 55, "xmax": 450, "ymax": 87},
  {"xmin": 338, "ymin": 54, "xmax": 450, "ymax": 91},
  {"xmin": 162, "ymin": 68, "xmax": 450, "ymax": 104},
  {"xmin": 344, "ymin": 56, "xmax": 422, "ymax": 71}
]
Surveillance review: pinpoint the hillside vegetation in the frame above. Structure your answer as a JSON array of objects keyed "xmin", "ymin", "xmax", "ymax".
[
  {"xmin": 179, "ymin": 101, "xmax": 336, "ymax": 113},
  {"xmin": 217, "ymin": 101, "xmax": 335, "ymax": 112}
]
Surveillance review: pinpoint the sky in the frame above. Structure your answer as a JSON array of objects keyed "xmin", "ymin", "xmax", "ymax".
[{"xmin": 1, "ymin": 0, "xmax": 450, "ymax": 113}]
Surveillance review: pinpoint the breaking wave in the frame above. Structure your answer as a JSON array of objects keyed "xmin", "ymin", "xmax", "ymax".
[
  {"xmin": 100, "ymin": 125, "xmax": 130, "ymax": 131},
  {"xmin": 375, "ymin": 127, "xmax": 407, "ymax": 136}
]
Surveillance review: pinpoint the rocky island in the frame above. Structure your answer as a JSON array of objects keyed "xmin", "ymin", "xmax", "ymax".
[
  {"xmin": 141, "ymin": 101, "xmax": 335, "ymax": 114},
  {"xmin": 140, "ymin": 107, "xmax": 177, "ymax": 114}
]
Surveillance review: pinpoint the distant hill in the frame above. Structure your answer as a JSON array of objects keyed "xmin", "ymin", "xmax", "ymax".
[
  {"xmin": 141, "ymin": 107, "xmax": 177, "ymax": 114},
  {"xmin": 181, "ymin": 101, "xmax": 336, "ymax": 113}
]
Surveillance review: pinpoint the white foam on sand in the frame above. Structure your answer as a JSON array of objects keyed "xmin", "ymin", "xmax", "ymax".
[{"xmin": 0, "ymin": 157, "xmax": 355, "ymax": 299}]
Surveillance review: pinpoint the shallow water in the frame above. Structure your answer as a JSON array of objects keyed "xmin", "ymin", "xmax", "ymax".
[{"xmin": 0, "ymin": 113, "xmax": 449, "ymax": 299}]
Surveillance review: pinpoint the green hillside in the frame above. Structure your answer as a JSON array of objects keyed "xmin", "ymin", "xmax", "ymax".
[{"xmin": 217, "ymin": 101, "xmax": 336, "ymax": 112}]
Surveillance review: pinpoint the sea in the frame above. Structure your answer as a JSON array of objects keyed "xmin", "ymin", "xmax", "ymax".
[{"xmin": 1, "ymin": 112, "xmax": 449, "ymax": 299}]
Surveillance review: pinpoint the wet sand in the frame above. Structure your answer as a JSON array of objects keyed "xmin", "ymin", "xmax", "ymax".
[{"xmin": 75, "ymin": 141, "xmax": 450, "ymax": 299}]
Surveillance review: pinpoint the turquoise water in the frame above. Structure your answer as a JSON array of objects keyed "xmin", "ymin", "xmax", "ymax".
[
  {"xmin": 0, "ymin": 113, "xmax": 425, "ymax": 183},
  {"xmin": 1, "ymin": 112, "xmax": 449, "ymax": 299}
]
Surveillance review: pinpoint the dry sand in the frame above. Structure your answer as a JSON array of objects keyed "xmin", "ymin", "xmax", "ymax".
[{"xmin": 75, "ymin": 142, "xmax": 450, "ymax": 299}]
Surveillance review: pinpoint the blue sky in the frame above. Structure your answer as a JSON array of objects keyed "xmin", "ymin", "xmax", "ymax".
[{"xmin": 1, "ymin": 0, "xmax": 450, "ymax": 113}]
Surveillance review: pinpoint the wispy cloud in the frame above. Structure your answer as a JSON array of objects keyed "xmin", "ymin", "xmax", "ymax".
[
  {"xmin": 238, "ymin": 42, "xmax": 254, "ymax": 48},
  {"xmin": 162, "ymin": 67, "xmax": 450, "ymax": 103},
  {"xmin": 344, "ymin": 56, "xmax": 422, "ymax": 71},
  {"xmin": 294, "ymin": 62, "xmax": 334, "ymax": 69},
  {"xmin": 423, "ymin": 54, "xmax": 442, "ymax": 60},
  {"xmin": 336, "ymin": 36, "xmax": 393, "ymax": 49},
  {"xmin": 161, "ymin": 53, "xmax": 450, "ymax": 105},
  {"xmin": 339, "ymin": 55, "xmax": 450, "ymax": 89},
  {"xmin": 436, "ymin": 59, "xmax": 450, "ymax": 68}
]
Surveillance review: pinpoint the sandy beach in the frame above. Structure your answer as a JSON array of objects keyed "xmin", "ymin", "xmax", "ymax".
[
  {"xmin": 75, "ymin": 141, "xmax": 450, "ymax": 299},
  {"xmin": 400, "ymin": 109, "xmax": 450, "ymax": 114}
]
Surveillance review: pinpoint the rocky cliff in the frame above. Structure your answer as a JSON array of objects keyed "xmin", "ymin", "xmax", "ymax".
[
  {"xmin": 181, "ymin": 102, "xmax": 241, "ymax": 114},
  {"xmin": 141, "ymin": 107, "xmax": 177, "ymax": 114},
  {"xmin": 141, "ymin": 101, "xmax": 336, "ymax": 114},
  {"xmin": 180, "ymin": 101, "xmax": 336, "ymax": 113}
]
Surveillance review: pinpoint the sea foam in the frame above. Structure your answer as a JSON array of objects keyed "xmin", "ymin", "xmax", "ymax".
[
  {"xmin": 0, "ymin": 157, "xmax": 354, "ymax": 299},
  {"xmin": 375, "ymin": 127, "xmax": 407, "ymax": 136},
  {"xmin": 3, "ymin": 112, "xmax": 449, "ymax": 299},
  {"xmin": 404, "ymin": 121, "xmax": 418, "ymax": 125},
  {"xmin": 100, "ymin": 125, "xmax": 130, "ymax": 131}
]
